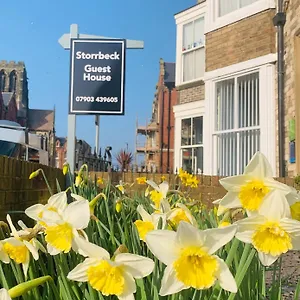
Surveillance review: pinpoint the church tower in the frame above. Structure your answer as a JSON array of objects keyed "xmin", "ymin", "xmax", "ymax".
[{"xmin": 0, "ymin": 60, "xmax": 29, "ymax": 125}]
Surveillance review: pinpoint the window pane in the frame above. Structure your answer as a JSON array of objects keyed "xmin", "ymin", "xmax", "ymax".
[
  {"xmin": 219, "ymin": 0, "xmax": 238, "ymax": 17},
  {"xmin": 193, "ymin": 117, "xmax": 203, "ymax": 145},
  {"xmin": 193, "ymin": 147, "xmax": 203, "ymax": 174},
  {"xmin": 181, "ymin": 148, "xmax": 193, "ymax": 173},
  {"xmin": 183, "ymin": 51, "xmax": 194, "ymax": 82},
  {"xmin": 181, "ymin": 118, "xmax": 191, "ymax": 146},
  {"xmin": 216, "ymin": 79, "xmax": 235, "ymax": 131},
  {"xmin": 240, "ymin": 0, "xmax": 258, "ymax": 8},
  {"xmin": 183, "ymin": 22, "xmax": 193, "ymax": 51},
  {"xmin": 194, "ymin": 48, "xmax": 205, "ymax": 79},
  {"xmin": 238, "ymin": 72, "xmax": 259, "ymax": 128},
  {"xmin": 194, "ymin": 18, "xmax": 205, "ymax": 48}
]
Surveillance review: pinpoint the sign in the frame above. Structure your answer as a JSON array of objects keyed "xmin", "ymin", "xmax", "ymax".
[{"xmin": 69, "ymin": 39, "xmax": 126, "ymax": 115}]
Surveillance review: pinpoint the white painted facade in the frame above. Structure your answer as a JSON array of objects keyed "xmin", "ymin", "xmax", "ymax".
[{"xmin": 173, "ymin": 0, "xmax": 277, "ymax": 175}]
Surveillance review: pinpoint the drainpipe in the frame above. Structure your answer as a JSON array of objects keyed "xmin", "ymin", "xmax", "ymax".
[
  {"xmin": 167, "ymin": 88, "xmax": 171, "ymax": 173},
  {"xmin": 160, "ymin": 88, "xmax": 164, "ymax": 173},
  {"xmin": 273, "ymin": 0, "xmax": 286, "ymax": 177}
]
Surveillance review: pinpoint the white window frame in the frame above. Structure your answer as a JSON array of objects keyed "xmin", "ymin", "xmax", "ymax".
[
  {"xmin": 173, "ymin": 101, "xmax": 205, "ymax": 173},
  {"xmin": 204, "ymin": 54, "xmax": 277, "ymax": 176},
  {"xmin": 175, "ymin": 2, "xmax": 206, "ymax": 87},
  {"xmin": 206, "ymin": 0, "xmax": 275, "ymax": 33}
]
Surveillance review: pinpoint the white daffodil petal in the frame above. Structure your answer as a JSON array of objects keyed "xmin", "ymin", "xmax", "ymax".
[
  {"xmin": 6, "ymin": 215, "xmax": 18, "ymax": 238},
  {"xmin": 159, "ymin": 181, "xmax": 169, "ymax": 198},
  {"xmin": 204, "ymin": 225, "xmax": 237, "ymax": 255},
  {"xmin": 0, "ymin": 243, "xmax": 10, "ymax": 264},
  {"xmin": 235, "ymin": 231, "xmax": 253, "ymax": 244},
  {"xmin": 258, "ymin": 189, "xmax": 291, "ymax": 220},
  {"xmin": 286, "ymin": 187, "xmax": 300, "ymax": 206},
  {"xmin": 176, "ymin": 222, "xmax": 204, "ymax": 248},
  {"xmin": 115, "ymin": 253, "xmax": 154, "ymax": 279},
  {"xmin": 0, "ymin": 288, "xmax": 11, "ymax": 300},
  {"xmin": 160, "ymin": 199, "xmax": 171, "ymax": 213},
  {"xmin": 263, "ymin": 178, "xmax": 291, "ymax": 195},
  {"xmin": 3, "ymin": 237, "xmax": 23, "ymax": 247},
  {"xmin": 218, "ymin": 192, "xmax": 241, "ymax": 213},
  {"xmin": 160, "ymin": 264, "xmax": 187, "ymax": 296},
  {"xmin": 33, "ymin": 239, "xmax": 47, "ymax": 253},
  {"xmin": 244, "ymin": 152, "xmax": 273, "ymax": 178},
  {"xmin": 152, "ymin": 213, "xmax": 167, "ymax": 229},
  {"xmin": 137, "ymin": 205, "xmax": 152, "ymax": 222},
  {"xmin": 23, "ymin": 240, "xmax": 39, "ymax": 260},
  {"xmin": 22, "ymin": 253, "xmax": 30, "ymax": 278},
  {"xmin": 291, "ymin": 235, "xmax": 300, "ymax": 250},
  {"xmin": 176, "ymin": 203, "xmax": 198, "ymax": 226},
  {"xmin": 280, "ymin": 218, "xmax": 300, "ymax": 234},
  {"xmin": 119, "ymin": 271, "xmax": 136, "ymax": 299},
  {"xmin": 41, "ymin": 210, "xmax": 63, "ymax": 225},
  {"xmin": 146, "ymin": 230, "xmax": 178, "ymax": 265},
  {"xmin": 258, "ymin": 252, "xmax": 279, "ymax": 267},
  {"xmin": 73, "ymin": 237, "xmax": 110, "ymax": 259},
  {"xmin": 71, "ymin": 193, "xmax": 87, "ymax": 202},
  {"xmin": 215, "ymin": 257, "xmax": 237, "ymax": 293},
  {"xmin": 17, "ymin": 220, "xmax": 28, "ymax": 230},
  {"xmin": 67, "ymin": 258, "xmax": 98, "ymax": 282},
  {"xmin": 48, "ymin": 192, "xmax": 68, "ymax": 212},
  {"xmin": 219, "ymin": 175, "xmax": 249, "ymax": 192},
  {"xmin": 63, "ymin": 200, "xmax": 90, "ymax": 230},
  {"xmin": 146, "ymin": 180, "xmax": 159, "ymax": 191},
  {"xmin": 47, "ymin": 244, "xmax": 61, "ymax": 256},
  {"xmin": 25, "ymin": 204, "xmax": 44, "ymax": 221}
]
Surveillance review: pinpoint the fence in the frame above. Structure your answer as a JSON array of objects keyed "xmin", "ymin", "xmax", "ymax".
[{"xmin": 0, "ymin": 156, "xmax": 65, "ymax": 221}]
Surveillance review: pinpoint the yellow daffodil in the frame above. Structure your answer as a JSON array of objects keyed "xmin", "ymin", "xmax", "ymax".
[
  {"xmin": 3, "ymin": 215, "xmax": 42, "ymax": 277},
  {"xmin": 25, "ymin": 192, "xmax": 68, "ymax": 225},
  {"xmin": 39, "ymin": 199, "xmax": 90, "ymax": 255},
  {"xmin": 62, "ymin": 163, "xmax": 69, "ymax": 175},
  {"xmin": 134, "ymin": 205, "xmax": 166, "ymax": 241},
  {"xmin": 161, "ymin": 175, "xmax": 166, "ymax": 182},
  {"xmin": 97, "ymin": 177, "xmax": 104, "ymax": 185},
  {"xmin": 116, "ymin": 184, "xmax": 125, "ymax": 194},
  {"xmin": 136, "ymin": 177, "xmax": 147, "ymax": 185},
  {"xmin": 29, "ymin": 169, "xmax": 41, "ymax": 180},
  {"xmin": 218, "ymin": 152, "xmax": 291, "ymax": 216},
  {"xmin": 186, "ymin": 174, "xmax": 199, "ymax": 188},
  {"xmin": 218, "ymin": 221, "xmax": 231, "ymax": 228},
  {"xmin": 67, "ymin": 238, "xmax": 154, "ymax": 300},
  {"xmin": 212, "ymin": 199, "xmax": 229, "ymax": 216},
  {"xmin": 116, "ymin": 201, "xmax": 122, "ymax": 213},
  {"xmin": 75, "ymin": 175, "xmax": 83, "ymax": 187},
  {"xmin": 235, "ymin": 190, "xmax": 300, "ymax": 266},
  {"xmin": 146, "ymin": 221, "xmax": 237, "ymax": 295},
  {"xmin": 178, "ymin": 168, "xmax": 188, "ymax": 185},
  {"xmin": 167, "ymin": 203, "xmax": 197, "ymax": 228},
  {"xmin": 146, "ymin": 180, "xmax": 169, "ymax": 211}
]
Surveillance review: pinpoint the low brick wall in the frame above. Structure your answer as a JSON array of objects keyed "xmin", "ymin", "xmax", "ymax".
[
  {"xmin": 90, "ymin": 172, "xmax": 297, "ymax": 208},
  {"xmin": 0, "ymin": 156, "xmax": 65, "ymax": 220}
]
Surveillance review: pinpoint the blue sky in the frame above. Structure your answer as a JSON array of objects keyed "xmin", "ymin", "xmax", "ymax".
[{"xmin": 0, "ymin": 0, "xmax": 195, "ymax": 157}]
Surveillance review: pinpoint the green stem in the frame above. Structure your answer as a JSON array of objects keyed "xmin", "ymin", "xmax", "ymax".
[{"xmin": 39, "ymin": 169, "xmax": 53, "ymax": 196}]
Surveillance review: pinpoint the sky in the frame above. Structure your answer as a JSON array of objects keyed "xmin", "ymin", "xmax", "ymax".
[{"xmin": 0, "ymin": 0, "xmax": 195, "ymax": 157}]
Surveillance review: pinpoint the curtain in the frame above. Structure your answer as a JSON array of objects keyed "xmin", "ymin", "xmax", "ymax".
[
  {"xmin": 182, "ymin": 22, "xmax": 193, "ymax": 51},
  {"xmin": 183, "ymin": 51, "xmax": 194, "ymax": 82},
  {"xmin": 194, "ymin": 48, "xmax": 205, "ymax": 79},
  {"xmin": 219, "ymin": 0, "xmax": 238, "ymax": 17},
  {"xmin": 194, "ymin": 18, "xmax": 205, "ymax": 47}
]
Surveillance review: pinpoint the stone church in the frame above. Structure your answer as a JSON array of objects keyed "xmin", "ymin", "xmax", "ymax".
[{"xmin": 0, "ymin": 60, "xmax": 55, "ymax": 166}]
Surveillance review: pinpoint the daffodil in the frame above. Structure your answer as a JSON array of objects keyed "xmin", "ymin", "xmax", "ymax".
[
  {"xmin": 134, "ymin": 205, "xmax": 166, "ymax": 241},
  {"xmin": 3, "ymin": 215, "xmax": 41, "ymax": 276},
  {"xmin": 75, "ymin": 175, "xmax": 83, "ymax": 187},
  {"xmin": 116, "ymin": 201, "xmax": 122, "ymax": 213},
  {"xmin": 136, "ymin": 177, "xmax": 147, "ymax": 185},
  {"xmin": 167, "ymin": 203, "xmax": 197, "ymax": 228},
  {"xmin": 178, "ymin": 168, "xmax": 188, "ymax": 185},
  {"xmin": 218, "ymin": 221, "xmax": 231, "ymax": 228},
  {"xmin": 62, "ymin": 163, "xmax": 69, "ymax": 175},
  {"xmin": 39, "ymin": 199, "xmax": 90, "ymax": 255},
  {"xmin": 0, "ymin": 289, "xmax": 11, "ymax": 300},
  {"xmin": 97, "ymin": 177, "xmax": 104, "ymax": 185},
  {"xmin": 146, "ymin": 221, "xmax": 237, "ymax": 295},
  {"xmin": 116, "ymin": 183, "xmax": 125, "ymax": 194},
  {"xmin": 235, "ymin": 190, "xmax": 300, "ymax": 266},
  {"xmin": 67, "ymin": 238, "xmax": 154, "ymax": 300},
  {"xmin": 186, "ymin": 175, "xmax": 199, "ymax": 188},
  {"xmin": 25, "ymin": 192, "xmax": 68, "ymax": 225},
  {"xmin": 217, "ymin": 152, "xmax": 291, "ymax": 216},
  {"xmin": 146, "ymin": 180, "xmax": 169, "ymax": 210}
]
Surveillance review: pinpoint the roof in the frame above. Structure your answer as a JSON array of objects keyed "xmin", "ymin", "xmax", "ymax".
[
  {"xmin": 164, "ymin": 62, "xmax": 175, "ymax": 84},
  {"xmin": 56, "ymin": 137, "xmax": 67, "ymax": 146},
  {"xmin": 2, "ymin": 92, "xmax": 14, "ymax": 106},
  {"xmin": 27, "ymin": 109, "xmax": 54, "ymax": 131},
  {"xmin": 174, "ymin": 1, "xmax": 206, "ymax": 16}
]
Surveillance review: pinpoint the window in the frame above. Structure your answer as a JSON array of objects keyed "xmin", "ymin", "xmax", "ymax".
[
  {"xmin": 213, "ymin": 72, "xmax": 260, "ymax": 176},
  {"xmin": 9, "ymin": 71, "xmax": 17, "ymax": 92},
  {"xmin": 182, "ymin": 17, "xmax": 205, "ymax": 82},
  {"xmin": 0, "ymin": 70, "xmax": 6, "ymax": 92},
  {"xmin": 219, "ymin": 0, "xmax": 258, "ymax": 17},
  {"xmin": 181, "ymin": 116, "xmax": 203, "ymax": 173}
]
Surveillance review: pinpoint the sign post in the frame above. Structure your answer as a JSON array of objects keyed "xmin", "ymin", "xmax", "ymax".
[{"xmin": 59, "ymin": 24, "xmax": 144, "ymax": 174}]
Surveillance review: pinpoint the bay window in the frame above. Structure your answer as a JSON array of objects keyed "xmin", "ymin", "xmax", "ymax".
[
  {"xmin": 181, "ymin": 116, "xmax": 203, "ymax": 173},
  {"xmin": 213, "ymin": 72, "xmax": 260, "ymax": 176}
]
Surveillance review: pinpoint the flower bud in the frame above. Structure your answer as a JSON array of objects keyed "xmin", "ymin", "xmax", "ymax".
[{"xmin": 29, "ymin": 169, "xmax": 41, "ymax": 180}]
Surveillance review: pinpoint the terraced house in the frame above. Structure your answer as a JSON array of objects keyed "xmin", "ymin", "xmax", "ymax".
[{"xmin": 173, "ymin": 0, "xmax": 300, "ymax": 177}]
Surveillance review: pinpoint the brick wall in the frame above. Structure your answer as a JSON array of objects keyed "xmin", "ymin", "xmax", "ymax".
[
  {"xmin": 206, "ymin": 9, "xmax": 276, "ymax": 72},
  {"xmin": 177, "ymin": 80, "xmax": 205, "ymax": 104},
  {"xmin": 283, "ymin": 1, "xmax": 300, "ymax": 176},
  {"xmin": 0, "ymin": 156, "xmax": 65, "ymax": 220}
]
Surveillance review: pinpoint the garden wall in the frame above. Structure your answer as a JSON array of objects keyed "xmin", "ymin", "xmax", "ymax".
[
  {"xmin": 90, "ymin": 171, "xmax": 297, "ymax": 207},
  {"xmin": 0, "ymin": 156, "xmax": 65, "ymax": 220}
]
